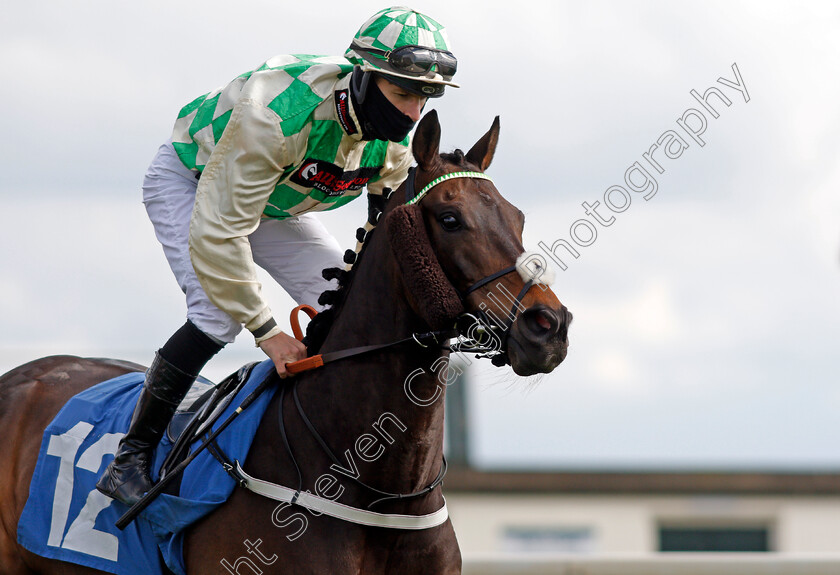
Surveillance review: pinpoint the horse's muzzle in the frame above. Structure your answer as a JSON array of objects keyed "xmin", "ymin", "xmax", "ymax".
[{"xmin": 508, "ymin": 304, "xmax": 571, "ymax": 376}]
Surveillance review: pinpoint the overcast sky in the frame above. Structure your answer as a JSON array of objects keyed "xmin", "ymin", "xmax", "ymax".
[{"xmin": 1, "ymin": 0, "xmax": 838, "ymax": 471}]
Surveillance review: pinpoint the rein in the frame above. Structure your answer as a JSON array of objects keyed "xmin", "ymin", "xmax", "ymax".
[{"xmin": 286, "ymin": 325, "xmax": 458, "ymax": 375}]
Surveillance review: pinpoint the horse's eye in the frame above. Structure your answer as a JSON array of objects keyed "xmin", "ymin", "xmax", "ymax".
[{"xmin": 439, "ymin": 213, "xmax": 462, "ymax": 231}]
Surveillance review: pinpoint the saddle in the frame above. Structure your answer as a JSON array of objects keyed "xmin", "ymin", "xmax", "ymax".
[
  {"xmin": 160, "ymin": 361, "xmax": 260, "ymax": 487},
  {"xmin": 161, "ymin": 305, "xmax": 317, "ymax": 475}
]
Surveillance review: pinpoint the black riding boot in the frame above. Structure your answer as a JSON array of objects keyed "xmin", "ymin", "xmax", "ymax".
[{"xmin": 96, "ymin": 352, "xmax": 197, "ymax": 505}]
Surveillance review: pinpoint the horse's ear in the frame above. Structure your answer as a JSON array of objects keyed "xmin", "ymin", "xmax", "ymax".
[
  {"xmin": 465, "ymin": 116, "xmax": 500, "ymax": 171},
  {"xmin": 413, "ymin": 110, "xmax": 441, "ymax": 171},
  {"xmin": 386, "ymin": 204, "xmax": 464, "ymax": 329}
]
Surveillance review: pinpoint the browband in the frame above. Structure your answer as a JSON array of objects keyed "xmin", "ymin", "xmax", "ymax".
[{"xmin": 404, "ymin": 166, "xmax": 493, "ymax": 205}]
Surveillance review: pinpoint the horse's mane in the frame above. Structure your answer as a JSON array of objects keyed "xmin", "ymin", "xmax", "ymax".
[
  {"xmin": 301, "ymin": 265, "xmax": 348, "ymax": 355},
  {"xmin": 303, "ymin": 149, "xmax": 473, "ymax": 354},
  {"xmin": 302, "ymin": 191, "xmax": 386, "ymax": 355}
]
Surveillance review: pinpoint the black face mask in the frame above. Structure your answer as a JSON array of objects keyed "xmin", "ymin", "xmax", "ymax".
[{"xmin": 350, "ymin": 69, "xmax": 416, "ymax": 142}]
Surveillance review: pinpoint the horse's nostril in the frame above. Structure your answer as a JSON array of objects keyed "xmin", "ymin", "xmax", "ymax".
[
  {"xmin": 535, "ymin": 310, "xmax": 553, "ymax": 332},
  {"xmin": 522, "ymin": 307, "xmax": 559, "ymax": 337}
]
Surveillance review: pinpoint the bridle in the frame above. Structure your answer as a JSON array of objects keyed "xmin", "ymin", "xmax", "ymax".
[
  {"xmin": 452, "ymin": 265, "xmax": 535, "ymax": 367},
  {"xmin": 285, "ymin": 166, "xmax": 538, "ymax": 374},
  {"xmin": 402, "ymin": 165, "xmax": 537, "ymax": 365},
  {"xmin": 265, "ymin": 165, "xmax": 537, "ymax": 521}
]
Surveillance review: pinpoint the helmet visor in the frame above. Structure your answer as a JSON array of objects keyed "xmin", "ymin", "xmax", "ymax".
[{"xmin": 351, "ymin": 41, "xmax": 458, "ymax": 81}]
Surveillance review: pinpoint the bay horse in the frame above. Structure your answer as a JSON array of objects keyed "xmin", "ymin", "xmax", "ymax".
[{"xmin": 0, "ymin": 111, "xmax": 571, "ymax": 575}]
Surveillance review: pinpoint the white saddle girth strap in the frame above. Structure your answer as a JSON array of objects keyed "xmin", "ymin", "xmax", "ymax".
[{"xmin": 233, "ymin": 461, "xmax": 449, "ymax": 530}]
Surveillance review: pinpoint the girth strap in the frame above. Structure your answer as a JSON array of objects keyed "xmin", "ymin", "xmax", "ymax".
[
  {"xmin": 204, "ymin": 379, "xmax": 449, "ymax": 530},
  {"xmin": 229, "ymin": 462, "xmax": 449, "ymax": 530}
]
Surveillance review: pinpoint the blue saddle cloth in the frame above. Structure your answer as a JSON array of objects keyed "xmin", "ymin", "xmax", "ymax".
[{"xmin": 17, "ymin": 359, "xmax": 278, "ymax": 575}]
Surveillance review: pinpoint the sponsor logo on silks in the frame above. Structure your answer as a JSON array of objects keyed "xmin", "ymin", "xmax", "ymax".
[
  {"xmin": 335, "ymin": 89, "xmax": 358, "ymax": 135},
  {"xmin": 290, "ymin": 160, "xmax": 380, "ymax": 197}
]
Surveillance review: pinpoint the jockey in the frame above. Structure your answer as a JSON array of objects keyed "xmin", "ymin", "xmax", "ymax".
[{"xmin": 97, "ymin": 6, "xmax": 459, "ymax": 506}]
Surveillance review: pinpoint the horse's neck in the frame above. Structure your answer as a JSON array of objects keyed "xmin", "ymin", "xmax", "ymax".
[
  {"xmin": 313, "ymin": 233, "xmax": 448, "ymax": 491},
  {"xmin": 323, "ymin": 233, "xmax": 422, "ymax": 347}
]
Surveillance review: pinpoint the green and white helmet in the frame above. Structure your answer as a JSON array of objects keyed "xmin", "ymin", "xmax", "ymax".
[{"xmin": 346, "ymin": 6, "xmax": 459, "ymax": 98}]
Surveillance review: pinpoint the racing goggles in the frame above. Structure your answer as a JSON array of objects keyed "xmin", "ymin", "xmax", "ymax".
[{"xmin": 352, "ymin": 42, "xmax": 458, "ymax": 79}]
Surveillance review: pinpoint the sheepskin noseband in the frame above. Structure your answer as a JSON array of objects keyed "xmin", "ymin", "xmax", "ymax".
[{"xmin": 386, "ymin": 204, "xmax": 465, "ymax": 329}]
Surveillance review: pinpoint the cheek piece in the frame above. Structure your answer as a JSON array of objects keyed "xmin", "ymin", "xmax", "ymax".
[{"xmin": 386, "ymin": 204, "xmax": 465, "ymax": 329}]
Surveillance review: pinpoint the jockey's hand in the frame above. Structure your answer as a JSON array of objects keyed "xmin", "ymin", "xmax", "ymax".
[{"xmin": 258, "ymin": 331, "xmax": 307, "ymax": 378}]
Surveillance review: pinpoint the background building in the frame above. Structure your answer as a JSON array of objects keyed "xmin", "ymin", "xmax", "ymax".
[{"xmin": 444, "ymin": 373, "xmax": 840, "ymax": 573}]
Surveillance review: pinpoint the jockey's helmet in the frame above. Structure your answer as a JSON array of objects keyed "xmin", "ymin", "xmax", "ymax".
[{"xmin": 346, "ymin": 6, "xmax": 458, "ymax": 99}]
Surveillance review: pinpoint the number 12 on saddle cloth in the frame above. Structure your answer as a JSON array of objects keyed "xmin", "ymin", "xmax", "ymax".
[{"xmin": 16, "ymin": 361, "xmax": 280, "ymax": 575}]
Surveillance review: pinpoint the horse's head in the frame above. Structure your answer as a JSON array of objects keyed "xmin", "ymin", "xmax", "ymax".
[{"xmin": 386, "ymin": 111, "xmax": 571, "ymax": 376}]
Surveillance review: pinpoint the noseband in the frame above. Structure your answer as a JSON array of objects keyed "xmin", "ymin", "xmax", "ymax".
[{"xmin": 454, "ymin": 270, "xmax": 535, "ymax": 366}]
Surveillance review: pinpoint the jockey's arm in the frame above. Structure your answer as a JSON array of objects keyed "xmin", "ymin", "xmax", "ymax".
[{"xmin": 188, "ymin": 98, "xmax": 305, "ymax": 374}]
